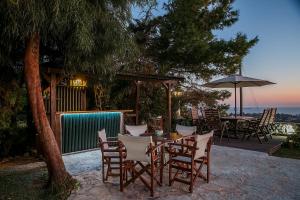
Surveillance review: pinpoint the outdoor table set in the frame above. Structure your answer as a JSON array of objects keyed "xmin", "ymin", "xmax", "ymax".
[
  {"xmin": 98, "ymin": 125, "xmax": 214, "ymax": 197},
  {"xmin": 221, "ymin": 115, "xmax": 256, "ymax": 137}
]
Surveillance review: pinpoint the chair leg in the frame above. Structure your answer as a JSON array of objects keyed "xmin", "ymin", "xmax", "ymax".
[
  {"xmin": 106, "ymin": 158, "xmax": 111, "ymax": 181},
  {"xmin": 220, "ymin": 130, "xmax": 224, "ymax": 142},
  {"xmin": 226, "ymin": 129, "xmax": 230, "ymax": 142},
  {"xmin": 206, "ymin": 158, "xmax": 210, "ymax": 183},
  {"xmin": 169, "ymin": 161, "xmax": 172, "ymax": 186},
  {"xmin": 255, "ymin": 131, "xmax": 262, "ymax": 144},
  {"xmin": 189, "ymin": 163, "xmax": 193, "ymax": 193},
  {"xmin": 102, "ymin": 158, "xmax": 105, "ymax": 182},
  {"xmin": 120, "ymin": 161, "xmax": 123, "ymax": 192},
  {"xmin": 150, "ymin": 162, "xmax": 154, "ymax": 197}
]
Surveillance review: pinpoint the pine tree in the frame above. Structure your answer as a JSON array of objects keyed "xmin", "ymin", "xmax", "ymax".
[
  {"xmin": 0, "ymin": 0, "xmax": 150, "ymax": 191},
  {"xmin": 131, "ymin": 0, "xmax": 258, "ymax": 80}
]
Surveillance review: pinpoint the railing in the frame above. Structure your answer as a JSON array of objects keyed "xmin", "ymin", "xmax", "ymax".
[{"xmin": 44, "ymin": 85, "xmax": 87, "ymax": 114}]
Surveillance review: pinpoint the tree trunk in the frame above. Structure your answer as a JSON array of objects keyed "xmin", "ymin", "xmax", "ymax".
[{"xmin": 24, "ymin": 33, "xmax": 74, "ymax": 188}]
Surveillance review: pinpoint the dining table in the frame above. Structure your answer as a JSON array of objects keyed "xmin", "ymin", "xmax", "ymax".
[{"xmin": 221, "ymin": 115, "xmax": 257, "ymax": 138}]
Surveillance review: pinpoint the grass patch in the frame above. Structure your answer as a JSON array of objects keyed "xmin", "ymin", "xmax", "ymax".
[
  {"xmin": 273, "ymin": 147, "xmax": 300, "ymax": 160},
  {"xmin": 0, "ymin": 167, "xmax": 73, "ymax": 200}
]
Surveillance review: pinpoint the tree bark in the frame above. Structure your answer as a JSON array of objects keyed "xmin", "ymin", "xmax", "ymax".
[{"xmin": 24, "ymin": 33, "xmax": 73, "ymax": 187}]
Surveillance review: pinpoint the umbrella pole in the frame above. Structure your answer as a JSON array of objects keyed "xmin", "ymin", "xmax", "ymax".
[{"xmin": 235, "ymin": 84, "xmax": 237, "ymax": 118}]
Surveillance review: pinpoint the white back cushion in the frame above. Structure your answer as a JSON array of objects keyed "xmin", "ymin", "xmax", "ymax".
[
  {"xmin": 194, "ymin": 131, "xmax": 214, "ymax": 159},
  {"xmin": 125, "ymin": 124, "xmax": 148, "ymax": 136},
  {"xmin": 118, "ymin": 134, "xmax": 152, "ymax": 163},
  {"xmin": 98, "ymin": 129, "xmax": 108, "ymax": 148}
]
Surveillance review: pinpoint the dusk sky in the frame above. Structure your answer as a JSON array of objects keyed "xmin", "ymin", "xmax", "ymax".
[
  {"xmin": 133, "ymin": 0, "xmax": 300, "ymax": 108},
  {"xmin": 217, "ymin": 0, "xmax": 300, "ymax": 107}
]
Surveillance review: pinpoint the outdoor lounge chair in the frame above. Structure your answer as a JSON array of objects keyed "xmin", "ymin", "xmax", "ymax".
[
  {"xmin": 266, "ymin": 108, "xmax": 277, "ymax": 138},
  {"xmin": 242, "ymin": 109, "xmax": 270, "ymax": 143},
  {"xmin": 168, "ymin": 131, "xmax": 214, "ymax": 193},
  {"xmin": 203, "ymin": 108, "xmax": 229, "ymax": 142},
  {"xmin": 125, "ymin": 124, "xmax": 148, "ymax": 136},
  {"xmin": 118, "ymin": 134, "xmax": 165, "ymax": 197},
  {"xmin": 98, "ymin": 129, "xmax": 125, "ymax": 183}
]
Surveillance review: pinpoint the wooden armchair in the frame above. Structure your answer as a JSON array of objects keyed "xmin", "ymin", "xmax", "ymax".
[
  {"xmin": 204, "ymin": 108, "xmax": 229, "ymax": 142},
  {"xmin": 98, "ymin": 129, "xmax": 125, "ymax": 182},
  {"xmin": 118, "ymin": 134, "xmax": 165, "ymax": 197},
  {"xmin": 242, "ymin": 109, "xmax": 270, "ymax": 143},
  {"xmin": 168, "ymin": 131, "xmax": 214, "ymax": 193}
]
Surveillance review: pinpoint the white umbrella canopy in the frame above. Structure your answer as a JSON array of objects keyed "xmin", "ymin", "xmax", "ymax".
[{"xmin": 202, "ymin": 74, "xmax": 275, "ymax": 117}]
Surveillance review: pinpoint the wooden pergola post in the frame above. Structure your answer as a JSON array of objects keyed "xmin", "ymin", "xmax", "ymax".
[
  {"xmin": 50, "ymin": 73, "xmax": 57, "ymax": 132},
  {"xmin": 135, "ymin": 81, "xmax": 140, "ymax": 125},
  {"xmin": 163, "ymin": 82, "xmax": 173, "ymax": 132},
  {"xmin": 116, "ymin": 73, "xmax": 184, "ymax": 130}
]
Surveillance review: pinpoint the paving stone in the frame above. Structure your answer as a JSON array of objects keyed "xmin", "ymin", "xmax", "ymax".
[{"xmin": 63, "ymin": 146, "xmax": 300, "ymax": 200}]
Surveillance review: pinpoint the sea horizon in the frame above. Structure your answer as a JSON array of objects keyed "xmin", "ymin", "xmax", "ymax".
[{"xmin": 227, "ymin": 106, "xmax": 300, "ymax": 115}]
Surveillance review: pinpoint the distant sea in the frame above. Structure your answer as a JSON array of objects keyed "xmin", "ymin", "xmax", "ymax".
[{"xmin": 227, "ymin": 107, "xmax": 300, "ymax": 115}]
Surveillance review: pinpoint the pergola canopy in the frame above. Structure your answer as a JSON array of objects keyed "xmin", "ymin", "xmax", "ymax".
[
  {"xmin": 44, "ymin": 67, "xmax": 184, "ymax": 131},
  {"xmin": 116, "ymin": 72, "xmax": 184, "ymax": 83},
  {"xmin": 117, "ymin": 72, "xmax": 184, "ymax": 131}
]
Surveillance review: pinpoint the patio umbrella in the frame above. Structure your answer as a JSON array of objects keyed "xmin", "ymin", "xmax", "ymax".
[{"xmin": 201, "ymin": 74, "xmax": 275, "ymax": 117}]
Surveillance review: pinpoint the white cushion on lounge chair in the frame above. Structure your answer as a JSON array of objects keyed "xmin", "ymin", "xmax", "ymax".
[
  {"xmin": 176, "ymin": 124, "xmax": 197, "ymax": 136},
  {"xmin": 118, "ymin": 134, "xmax": 152, "ymax": 163},
  {"xmin": 125, "ymin": 124, "xmax": 148, "ymax": 136}
]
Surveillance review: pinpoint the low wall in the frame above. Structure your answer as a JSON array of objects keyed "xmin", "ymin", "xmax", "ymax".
[{"xmin": 55, "ymin": 111, "xmax": 124, "ymax": 154}]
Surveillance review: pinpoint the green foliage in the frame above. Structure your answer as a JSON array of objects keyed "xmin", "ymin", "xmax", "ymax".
[
  {"xmin": 0, "ymin": 68, "xmax": 31, "ymax": 158},
  {"xmin": 0, "ymin": 80, "xmax": 26, "ymax": 129},
  {"xmin": 130, "ymin": 0, "xmax": 258, "ymax": 80},
  {"xmin": 111, "ymin": 0, "xmax": 259, "ymax": 119},
  {"xmin": 0, "ymin": 0, "xmax": 152, "ymax": 76},
  {"xmin": 286, "ymin": 124, "xmax": 300, "ymax": 148}
]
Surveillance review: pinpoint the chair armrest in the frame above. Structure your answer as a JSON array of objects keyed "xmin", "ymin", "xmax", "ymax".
[
  {"xmin": 106, "ymin": 137, "xmax": 118, "ymax": 141},
  {"xmin": 140, "ymin": 132, "xmax": 154, "ymax": 136},
  {"xmin": 147, "ymin": 143, "xmax": 165, "ymax": 154},
  {"xmin": 168, "ymin": 143, "xmax": 197, "ymax": 154},
  {"xmin": 102, "ymin": 148, "xmax": 119, "ymax": 152},
  {"xmin": 102, "ymin": 140, "xmax": 119, "ymax": 147},
  {"xmin": 184, "ymin": 138, "xmax": 195, "ymax": 142}
]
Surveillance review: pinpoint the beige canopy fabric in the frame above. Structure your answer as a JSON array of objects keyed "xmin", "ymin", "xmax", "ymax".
[
  {"xmin": 201, "ymin": 74, "xmax": 275, "ymax": 88},
  {"xmin": 202, "ymin": 74, "xmax": 275, "ymax": 117}
]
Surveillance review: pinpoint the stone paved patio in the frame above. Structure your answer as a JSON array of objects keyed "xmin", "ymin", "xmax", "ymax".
[{"xmin": 63, "ymin": 146, "xmax": 300, "ymax": 200}]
